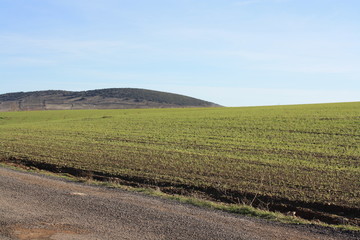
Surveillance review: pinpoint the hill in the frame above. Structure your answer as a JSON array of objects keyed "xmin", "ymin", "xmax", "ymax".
[{"xmin": 0, "ymin": 88, "xmax": 220, "ymax": 111}]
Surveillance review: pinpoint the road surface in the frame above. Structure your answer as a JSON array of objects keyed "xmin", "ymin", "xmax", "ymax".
[{"xmin": 0, "ymin": 167, "xmax": 358, "ymax": 240}]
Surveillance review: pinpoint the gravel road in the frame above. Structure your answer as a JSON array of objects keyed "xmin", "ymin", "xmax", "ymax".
[{"xmin": 0, "ymin": 167, "xmax": 358, "ymax": 240}]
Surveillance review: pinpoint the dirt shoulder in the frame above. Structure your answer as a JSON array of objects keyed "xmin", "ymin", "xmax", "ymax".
[{"xmin": 0, "ymin": 167, "xmax": 358, "ymax": 240}]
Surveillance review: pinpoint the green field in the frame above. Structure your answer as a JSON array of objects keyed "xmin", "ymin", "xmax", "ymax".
[{"xmin": 0, "ymin": 102, "xmax": 359, "ymax": 212}]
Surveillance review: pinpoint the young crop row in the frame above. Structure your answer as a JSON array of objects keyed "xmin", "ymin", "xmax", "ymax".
[{"xmin": 0, "ymin": 102, "xmax": 359, "ymax": 209}]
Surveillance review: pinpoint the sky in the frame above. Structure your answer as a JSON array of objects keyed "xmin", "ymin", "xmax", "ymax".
[{"xmin": 0, "ymin": 0, "xmax": 359, "ymax": 107}]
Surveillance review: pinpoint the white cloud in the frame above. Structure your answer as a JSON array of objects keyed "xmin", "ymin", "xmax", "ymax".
[
  {"xmin": 0, "ymin": 34, "xmax": 147, "ymax": 56},
  {"xmin": 199, "ymin": 49, "xmax": 286, "ymax": 61},
  {"xmin": 235, "ymin": 0, "xmax": 263, "ymax": 6},
  {"xmin": 148, "ymin": 85, "xmax": 360, "ymax": 107},
  {"xmin": 0, "ymin": 34, "xmax": 151, "ymax": 68},
  {"xmin": 0, "ymin": 57, "xmax": 56, "ymax": 66},
  {"xmin": 235, "ymin": 0, "xmax": 288, "ymax": 6},
  {"xmin": 155, "ymin": 26, "xmax": 360, "ymax": 74}
]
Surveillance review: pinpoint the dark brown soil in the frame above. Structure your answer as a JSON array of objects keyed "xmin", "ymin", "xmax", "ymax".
[
  {"xmin": 1, "ymin": 166, "xmax": 359, "ymax": 240},
  {"xmin": 2, "ymin": 157, "xmax": 359, "ymax": 227}
]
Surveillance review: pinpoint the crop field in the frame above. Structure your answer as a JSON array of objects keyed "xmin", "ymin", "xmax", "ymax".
[{"xmin": 0, "ymin": 102, "xmax": 359, "ymax": 216}]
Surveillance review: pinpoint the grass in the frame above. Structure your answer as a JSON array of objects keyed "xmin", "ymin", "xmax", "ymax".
[{"xmin": 0, "ymin": 102, "xmax": 359, "ymax": 221}]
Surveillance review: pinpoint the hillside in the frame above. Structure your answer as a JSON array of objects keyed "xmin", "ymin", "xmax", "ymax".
[{"xmin": 0, "ymin": 88, "xmax": 220, "ymax": 111}]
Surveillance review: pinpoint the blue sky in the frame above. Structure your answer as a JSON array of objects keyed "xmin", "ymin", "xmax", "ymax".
[{"xmin": 1, "ymin": 0, "xmax": 359, "ymax": 106}]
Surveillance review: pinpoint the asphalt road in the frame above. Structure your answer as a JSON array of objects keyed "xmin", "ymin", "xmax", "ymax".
[{"xmin": 0, "ymin": 167, "xmax": 358, "ymax": 240}]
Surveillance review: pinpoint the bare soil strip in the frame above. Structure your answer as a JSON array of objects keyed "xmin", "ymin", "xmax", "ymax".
[
  {"xmin": 0, "ymin": 166, "xmax": 359, "ymax": 240},
  {"xmin": 2, "ymin": 157, "xmax": 359, "ymax": 227}
]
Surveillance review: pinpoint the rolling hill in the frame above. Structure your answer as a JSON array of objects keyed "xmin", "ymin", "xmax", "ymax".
[{"xmin": 0, "ymin": 88, "xmax": 220, "ymax": 111}]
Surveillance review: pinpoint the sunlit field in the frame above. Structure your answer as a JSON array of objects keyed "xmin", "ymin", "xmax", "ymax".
[{"xmin": 0, "ymin": 102, "xmax": 359, "ymax": 209}]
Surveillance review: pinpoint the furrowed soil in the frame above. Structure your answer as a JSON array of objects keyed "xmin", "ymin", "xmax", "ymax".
[{"xmin": 0, "ymin": 102, "xmax": 359, "ymax": 227}]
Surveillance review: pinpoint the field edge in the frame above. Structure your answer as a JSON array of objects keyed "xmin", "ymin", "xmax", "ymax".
[{"xmin": 1, "ymin": 156, "xmax": 359, "ymax": 229}]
